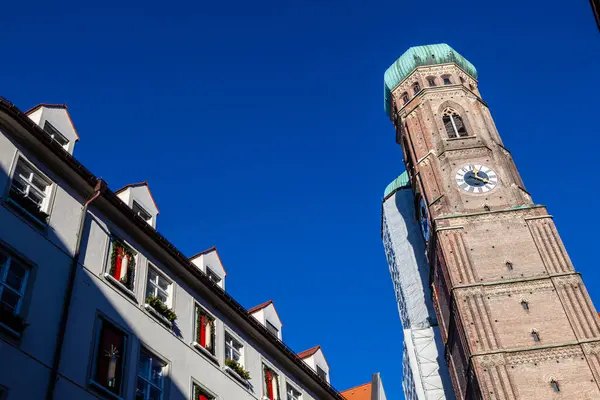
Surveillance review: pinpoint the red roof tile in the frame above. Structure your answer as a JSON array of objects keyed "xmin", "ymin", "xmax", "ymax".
[
  {"xmin": 297, "ymin": 345, "xmax": 321, "ymax": 359},
  {"xmin": 341, "ymin": 382, "xmax": 372, "ymax": 400},
  {"xmin": 248, "ymin": 300, "xmax": 274, "ymax": 314}
]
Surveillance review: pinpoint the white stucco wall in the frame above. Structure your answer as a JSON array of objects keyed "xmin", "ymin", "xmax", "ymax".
[{"xmin": 0, "ymin": 117, "xmax": 331, "ymax": 400}]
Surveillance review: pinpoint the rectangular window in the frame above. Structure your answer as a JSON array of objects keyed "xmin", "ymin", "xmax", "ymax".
[
  {"xmin": 266, "ymin": 320, "xmax": 279, "ymax": 337},
  {"xmin": 195, "ymin": 306, "xmax": 215, "ymax": 355},
  {"xmin": 136, "ymin": 349, "xmax": 167, "ymax": 400},
  {"xmin": 263, "ymin": 365, "xmax": 280, "ymax": 400},
  {"xmin": 224, "ymin": 332, "xmax": 243, "ymax": 364},
  {"xmin": 0, "ymin": 251, "xmax": 29, "ymax": 316},
  {"xmin": 192, "ymin": 383, "xmax": 214, "ymax": 400},
  {"xmin": 8, "ymin": 158, "xmax": 52, "ymax": 223},
  {"xmin": 287, "ymin": 384, "xmax": 301, "ymax": 400},
  {"xmin": 107, "ymin": 238, "xmax": 137, "ymax": 291},
  {"xmin": 316, "ymin": 366, "xmax": 327, "ymax": 381},
  {"xmin": 132, "ymin": 201, "xmax": 152, "ymax": 224},
  {"xmin": 43, "ymin": 121, "xmax": 69, "ymax": 149},
  {"xmin": 206, "ymin": 268, "xmax": 221, "ymax": 285},
  {"xmin": 91, "ymin": 318, "xmax": 127, "ymax": 396},
  {"xmin": 146, "ymin": 267, "xmax": 171, "ymax": 307}
]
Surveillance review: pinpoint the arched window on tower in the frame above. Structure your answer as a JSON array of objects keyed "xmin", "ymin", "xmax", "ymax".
[
  {"xmin": 402, "ymin": 92, "xmax": 410, "ymax": 105},
  {"xmin": 442, "ymin": 108, "xmax": 468, "ymax": 138},
  {"xmin": 413, "ymin": 83, "xmax": 421, "ymax": 95},
  {"xmin": 427, "ymin": 77, "xmax": 436, "ymax": 87}
]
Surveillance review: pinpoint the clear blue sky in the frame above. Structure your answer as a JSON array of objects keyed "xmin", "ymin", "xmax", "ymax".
[{"xmin": 2, "ymin": 1, "xmax": 600, "ymax": 399}]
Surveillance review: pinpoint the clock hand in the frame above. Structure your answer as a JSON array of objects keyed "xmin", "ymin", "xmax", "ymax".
[{"xmin": 472, "ymin": 175, "xmax": 489, "ymax": 184}]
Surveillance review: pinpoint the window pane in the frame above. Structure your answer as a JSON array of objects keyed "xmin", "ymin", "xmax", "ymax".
[
  {"xmin": 31, "ymin": 174, "xmax": 49, "ymax": 192},
  {"xmin": 0, "ymin": 253, "xmax": 7, "ymax": 274},
  {"xmin": 150, "ymin": 358, "xmax": 164, "ymax": 386},
  {"xmin": 157, "ymin": 276, "xmax": 169, "ymax": 292},
  {"xmin": 139, "ymin": 352, "xmax": 151, "ymax": 376},
  {"xmin": 136, "ymin": 378, "xmax": 147, "ymax": 399},
  {"xmin": 146, "ymin": 283, "xmax": 156, "ymax": 299},
  {"xmin": 11, "ymin": 179, "xmax": 26, "ymax": 194},
  {"xmin": 5, "ymin": 261, "xmax": 27, "ymax": 291},
  {"xmin": 149, "ymin": 386, "xmax": 162, "ymax": 400},
  {"xmin": 0, "ymin": 289, "xmax": 20, "ymax": 311},
  {"xmin": 148, "ymin": 269, "xmax": 157, "ymax": 283}
]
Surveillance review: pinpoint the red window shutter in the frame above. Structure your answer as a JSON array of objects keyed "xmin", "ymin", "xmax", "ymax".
[
  {"xmin": 199, "ymin": 395, "xmax": 208, "ymax": 400},
  {"xmin": 94, "ymin": 321, "xmax": 125, "ymax": 394},
  {"xmin": 199, "ymin": 314, "xmax": 206, "ymax": 348},
  {"xmin": 113, "ymin": 247, "xmax": 123, "ymax": 280},
  {"xmin": 266, "ymin": 369, "xmax": 274, "ymax": 400}
]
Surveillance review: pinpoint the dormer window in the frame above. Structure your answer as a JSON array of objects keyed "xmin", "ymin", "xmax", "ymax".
[
  {"xmin": 43, "ymin": 121, "xmax": 69, "ymax": 149},
  {"xmin": 206, "ymin": 267, "xmax": 221, "ymax": 285},
  {"xmin": 266, "ymin": 320, "xmax": 279, "ymax": 337},
  {"xmin": 316, "ymin": 365, "xmax": 327, "ymax": 381},
  {"xmin": 132, "ymin": 201, "xmax": 152, "ymax": 224}
]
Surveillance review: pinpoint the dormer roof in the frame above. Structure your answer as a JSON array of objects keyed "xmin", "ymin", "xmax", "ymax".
[
  {"xmin": 297, "ymin": 345, "xmax": 321, "ymax": 359},
  {"xmin": 248, "ymin": 300, "xmax": 283, "ymax": 326},
  {"xmin": 115, "ymin": 181, "xmax": 160, "ymax": 214},
  {"xmin": 25, "ymin": 103, "xmax": 80, "ymax": 142},
  {"xmin": 189, "ymin": 246, "xmax": 227, "ymax": 276}
]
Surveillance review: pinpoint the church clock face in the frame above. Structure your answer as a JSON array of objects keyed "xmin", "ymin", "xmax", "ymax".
[{"xmin": 455, "ymin": 165, "xmax": 498, "ymax": 193}]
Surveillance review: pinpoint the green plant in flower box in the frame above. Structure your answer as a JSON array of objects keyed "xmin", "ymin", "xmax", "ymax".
[
  {"xmin": 146, "ymin": 295, "xmax": 177, "ymax": 322},
  {"xmin": 225, "ymin": 358, "xmax": 251, "ymax": 380}
]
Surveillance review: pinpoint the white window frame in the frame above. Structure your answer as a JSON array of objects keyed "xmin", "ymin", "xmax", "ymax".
[
  {"xmin": 43, "ymin": 121, "xmax": 69, "ymax": 150},
  {"xmin": 224, "ymin": 331, "xmax": 244, "ymax": 366},
  {"xmin": 145, "ymin": 266, "xmax": 172, "ymax": 307},
  {"xmin": 262, "ymin": 363, "xmax": 281, "ymax": 400},
  {"xmin": 136, "ymin": 348, "xmax": 167, "ymax": 400},
  {"xmin": 8, "ymin": 158, "xmax": 53, "ymax": 221},
  {"xmin": 286, "ymin": 383, "xmax": 302, "ymax": 400},
  {"xmin": 0, "ymin": 251, "xmax": 29, "ymax": 315}
]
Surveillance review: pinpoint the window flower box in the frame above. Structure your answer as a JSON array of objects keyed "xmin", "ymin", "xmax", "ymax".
[
  {"xmin": 103, "ymin": 273, "xmax": 137, "ymax": 301},
  {"xmin": 144, "ymin": 295, "xmax": 176, "ymax": 327},
  {"xmin": 192, "ymin": 341, "xmax": 219, "ymax": 364},
  {"xmin": 225, "ymin": 358, "xmax": 251, "ymax": 385}
]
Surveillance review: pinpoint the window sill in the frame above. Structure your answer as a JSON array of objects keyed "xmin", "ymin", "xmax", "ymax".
[
  {"xmin": 192, "ymin": 341, "xmax": 218, "ymax": 365},
  {"xmin": 103, "ymin": 273, "xmax": 136, "ymax": 301},
  {"xmin": 445, "ymin": 135, "xmax": 477, "ymax": 142},
  {"xmin": 225, "ymin": 366, "xmax": 250, "ymax": 387},
  {"xmin": 144, "ymin": 303, "xmax": 173, "ymax": 328},
  {"xmin": 0, "ymin": 321, "xmax": 22, "ymax": 338},
  {"xmin": 89, "ymin": 380, "xmax": 124, "ymax": 400},
  {"xmin": 4, "ymin": 199, "xmax": 49, "ymax": 229}
]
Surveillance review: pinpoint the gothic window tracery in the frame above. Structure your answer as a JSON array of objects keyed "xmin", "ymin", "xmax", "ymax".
[{"xmin": 442, "ymin": 108, "xmax": 468, "ymax": 138}]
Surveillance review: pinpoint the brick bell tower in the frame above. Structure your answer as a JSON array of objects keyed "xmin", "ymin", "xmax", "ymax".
[{"xmin": 384, "ymin": 44, "xmax": 600, "ymax": 400}]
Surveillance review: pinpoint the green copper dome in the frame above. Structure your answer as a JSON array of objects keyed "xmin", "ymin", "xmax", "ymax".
[
  {"xmin": 383, "ymin": 44, "xmax": 478, "ymax": 116},
  {"xmin": 384, "ymin": 171, "xmax": 410, "ymax": 198}
]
